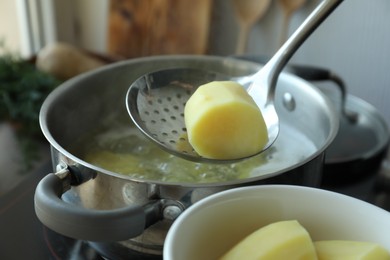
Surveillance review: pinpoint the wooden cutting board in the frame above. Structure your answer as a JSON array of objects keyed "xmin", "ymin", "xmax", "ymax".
[{"xmin": 107, "ymin": 0, "xmax": 213, "ymax": 58}]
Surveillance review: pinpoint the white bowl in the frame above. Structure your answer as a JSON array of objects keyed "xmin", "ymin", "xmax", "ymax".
[{"xmin": 164, "ymin": 185, "xmax": 390, "ymax": 260}]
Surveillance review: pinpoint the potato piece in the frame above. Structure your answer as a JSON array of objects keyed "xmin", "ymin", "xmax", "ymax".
[
  {"xmin": 184, "ymin": 81, "xmax": 268, "ymax": 159},
  {"xmin": 36, "ymin": 42, "xmax": 105, "ymax": 80},
  {"xmin": 314, "ymin": 240, "xmax": 390, "ymax": 260},
  {"xmin": 220, "ymin": 220, "xmax": 317, "ymax": 260}
]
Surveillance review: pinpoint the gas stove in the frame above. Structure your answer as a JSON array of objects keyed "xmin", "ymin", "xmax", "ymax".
[{"xmin": 1, "ymin": 151, "xmax": 390, "ymax": 260}]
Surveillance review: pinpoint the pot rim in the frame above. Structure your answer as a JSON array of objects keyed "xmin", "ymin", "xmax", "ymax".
[{"xmin": 39, "ymin": 54, "xmax": 339, "ymax": 188}]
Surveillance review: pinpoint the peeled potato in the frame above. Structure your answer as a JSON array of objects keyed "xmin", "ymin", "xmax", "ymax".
[
  {"xmin": 36, "ymin": 42, "xmax": 105, "ymax": 80},
  {"xmin": 314, "ymin": 240, "xmax": 390, "ymax": 260},
  {"xmin": 184, "ymin": 81, "xmax": 268, "ymax": 159},
  {"xmin": 220, "ymin": 220, "xmax": 317, "ymax": 260}
]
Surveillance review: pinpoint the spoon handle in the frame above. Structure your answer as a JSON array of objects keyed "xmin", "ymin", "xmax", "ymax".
[{"xmin": 250, "ymin": 0, "xmax": 344, "ymax": 104}]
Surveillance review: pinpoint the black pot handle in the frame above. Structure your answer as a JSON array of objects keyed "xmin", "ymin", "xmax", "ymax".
[
  {"xmin": 287, "ymin": 63, "xmax": 358, "ymax": 122},
  {"xmin": 34, "ymin": 170, "xmax": 163, "ymax": 242}
]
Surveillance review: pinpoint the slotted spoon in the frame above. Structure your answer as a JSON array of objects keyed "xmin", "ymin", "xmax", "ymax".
[{"xmin": 126, "ymin": 0, "xmax": 343, "ymax": 163}]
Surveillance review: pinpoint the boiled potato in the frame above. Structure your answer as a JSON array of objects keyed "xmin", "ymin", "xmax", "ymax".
[
  {"xmin": 219, "ymin": 220, "xmax": 317, "ymax": 260},
  {"xmin": 219, "ymin": 220, "xmax": 390, "ymax": 260},
  {"xmin": 184, "ymin": 81, "xmax": 268, "ymax": 159},
  {"xmin": 36, "ymin": 42, "xmax": 106, "ymax": 80},
  {"xmin": 314, "ymin": 240, "xmax": 390, "ymax": 260}
]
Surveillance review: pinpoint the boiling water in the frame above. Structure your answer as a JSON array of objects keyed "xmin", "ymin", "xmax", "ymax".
[{"xmin": 75, "ymin": 117, "xmax": 317, "ymax": 183}]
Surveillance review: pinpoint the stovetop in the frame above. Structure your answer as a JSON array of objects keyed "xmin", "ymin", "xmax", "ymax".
[
  {"xmin": 1, "ymin": 154, "xmax": 390, "ymax": 260},
  {"xmin": 0, "ymin": 160, "xmax": 103, "ymax": 260}
]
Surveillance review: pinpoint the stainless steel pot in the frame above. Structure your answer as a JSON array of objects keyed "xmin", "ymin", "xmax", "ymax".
[
  {"xmin": 280, "ymin": 63, "xmax": 389, "ymax": 185},
  {"xmin": 34, "ymin": 55, "xmax": 338, "ymax": 258},
  {"xmin": 233, "ymin": 55, "xmax": 390, "ymax": 187}
]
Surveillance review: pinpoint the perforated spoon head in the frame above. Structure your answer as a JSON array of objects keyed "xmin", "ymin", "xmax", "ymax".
[{"xmin": 126, "ymin": 68, "xmax": 277, "ymax": 163}]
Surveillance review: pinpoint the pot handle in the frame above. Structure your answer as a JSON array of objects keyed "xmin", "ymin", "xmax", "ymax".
[
  {"xmin": 232, "ymin": 55, "xmax": 357, "ymax": 122},
  {"xmin": 34, "ymin": 169, "xmax": 163, "ymax": 242},
  {"xmin": 288, "ymin": 64, "xmax": 359, "ymax": 123}
]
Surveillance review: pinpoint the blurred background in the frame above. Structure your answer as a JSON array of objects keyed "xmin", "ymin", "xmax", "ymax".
[
  {"xmin": 1, "ymin": 0, "xmax": 390, "ymax": 190},
  {"xmin": 1, "ymin": 0, "xmax": 390, "ymax": 122}
]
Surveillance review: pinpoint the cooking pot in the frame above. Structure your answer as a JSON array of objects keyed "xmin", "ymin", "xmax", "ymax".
[
  {"xmin": 286, "ymin": 65, "xmax": 389, "ymax": 186},
  {"xmin": 233, "ymin": 55, "xmax": 389, "ymax": 187},
  {"xmin": 34, "ymin": 55, "xmax": 338, "ymax": 258},
  {"xmin": 280, "ymin": 64, "xmax": 389, "ymax": 186}
]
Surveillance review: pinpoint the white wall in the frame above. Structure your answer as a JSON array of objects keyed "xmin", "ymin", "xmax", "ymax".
[
  {"xmin": 280, "ymin": 0, "xmax": 390, "ymax": 126},
  {"xmin": 238, "ymin": 0, "xmax": 390, "ymax": 126}
]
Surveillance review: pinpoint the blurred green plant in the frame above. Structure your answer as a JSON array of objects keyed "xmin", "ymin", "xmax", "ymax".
[{"xmin": 0, "ymin": 41, "xmax": 61, "ymax": 169}]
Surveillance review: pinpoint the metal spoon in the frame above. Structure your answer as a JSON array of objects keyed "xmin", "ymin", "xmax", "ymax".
[{"xmin": 126, "ymin": 0, "xmax": 343, "ymax": 163}]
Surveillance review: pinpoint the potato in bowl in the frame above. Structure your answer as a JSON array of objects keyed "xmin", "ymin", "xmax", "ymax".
[{"xmin": 163, "ymin": 185, "xmax": 390, "ymax": 260}]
